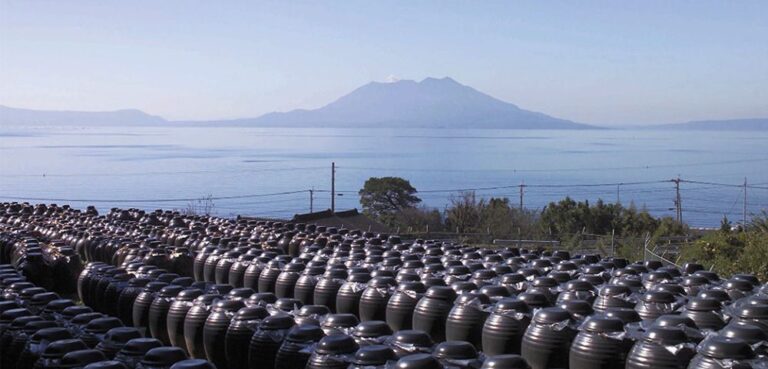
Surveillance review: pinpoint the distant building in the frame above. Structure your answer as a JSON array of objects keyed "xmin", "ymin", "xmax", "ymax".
[{"xmin": 291, "ymin": 208, "xmax": 391, "ymax": 234}]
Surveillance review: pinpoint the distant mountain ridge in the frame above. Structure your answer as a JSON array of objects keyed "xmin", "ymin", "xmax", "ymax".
[
  {"xmin": 220, "ymin": 77, "xmax": 593, "ymax": 129},
  {"xmin": 1, "ymin": 78, "xmax": 766, "ymax": 130},
  {"xmin": 0, "ymin": 105, "xmax": 166, "ymax": 126},
  {"xmin": 645, "ymin": 118, "xmax": 768, "ymax": 131}
]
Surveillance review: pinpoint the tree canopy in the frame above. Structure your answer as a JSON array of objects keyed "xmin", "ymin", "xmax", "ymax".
[{"xmin": 359, "ymin": 177, "xmax": 422, "ymax": 227}]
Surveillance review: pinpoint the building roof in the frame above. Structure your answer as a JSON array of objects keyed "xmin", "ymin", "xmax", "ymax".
[{"xmin": 291, "ymin": 208, "xmax": 391, "ymax": 233}]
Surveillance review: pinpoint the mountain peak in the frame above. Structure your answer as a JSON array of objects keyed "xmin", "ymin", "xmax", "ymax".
[
  {"xmin": 420, "ymin": 76, "xmax": 459, "ymax": 84},
  {"xmin": 248, "ymin": 77, "xmax": 592, "ymax": 129}
]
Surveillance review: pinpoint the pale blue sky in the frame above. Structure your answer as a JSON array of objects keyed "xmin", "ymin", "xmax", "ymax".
[{"xmin": 1, "ymin": 1, "xmax": 766, "ymax": 125}]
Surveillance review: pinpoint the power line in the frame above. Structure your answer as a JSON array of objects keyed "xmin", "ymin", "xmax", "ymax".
[
  {"xmin": 0, "ymin": 190, "xmax": 310, "ymax": 203},
  {"xmin": 337, "ymin": 158, "xmax": 768, "ymax": 173},
  {"xmin": 1, "ymin": 166, "xmax": 329, "ymax": 178},
  {"xmin": 680, "ymin": 179, "xmax": 768, "ymax": 190}
]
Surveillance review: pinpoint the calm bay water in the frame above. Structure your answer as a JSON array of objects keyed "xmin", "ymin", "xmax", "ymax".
[{"xmin": 1, "ymin": 125, "xmax": 766, "ymax": 227}]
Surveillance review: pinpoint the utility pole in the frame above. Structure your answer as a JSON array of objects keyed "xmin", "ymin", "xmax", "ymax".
[
  {"xmin": 673, "ymin": 177, "xmax": 682, "ymax": 223},
  {"xmin": 616, "ymin": 183, "xmax": 621, "ymax": 204},
  {"xmin": 309, "ymin": 188, "xmax": 314, "ymax": 213},
  {"xmin": 331, "ymin": 162, "xmax": 336, "ymax": 213},
  {"xmin": 519, "ymin": 181, "xmax": 525, "ymax": 211},
  {"xmin": 743, "ymin": 177, "xmax": 747, "ymax": 229}
]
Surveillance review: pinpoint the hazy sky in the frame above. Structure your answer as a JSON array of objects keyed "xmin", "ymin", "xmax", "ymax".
[{"xmin": 1, "ymin": 1, "xmax": 766, "ymax": 125}]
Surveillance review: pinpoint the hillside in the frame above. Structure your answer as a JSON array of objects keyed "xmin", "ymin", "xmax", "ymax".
[
  {"xmin": 0, "ymin": 105, "xmax": 166, "ymax": 126},
  {"xmin": 647, "ymin": 118, "xmax": 768, "ymax": 131},
  {"xmin": 209, "ymin": 77, "xmax": 594, "ymax": 129}
]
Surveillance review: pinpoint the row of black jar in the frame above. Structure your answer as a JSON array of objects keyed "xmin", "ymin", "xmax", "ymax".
[
  {"xmin": 3, "ymin": 261, "xmax": 529, "ymax": 369},
  {"xmin": 75, "ymin": 247, "xmax": 768, "ymax": 369},
  {"xmin": 4, "ymin": 203, "xmax": 768, "ymax": 369},
  {"xmin": 0, "ymin": 263, "xmax": 218, "ymax": 369}
]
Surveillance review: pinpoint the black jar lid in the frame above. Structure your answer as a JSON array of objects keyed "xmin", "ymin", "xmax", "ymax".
[
  {"xmin": 246, "ymin": 292, "xmax": 277, "ymax": 305},
  {"xmin": 119, "ymin": 338, "xmax": 163, "ymax": 357},
  {"xmin": 368, "ymin": 276, "xmax": 397, "ymax": 288},
  {"xmin": 84, "ymin": 360, "xmax": 130, "ymax": 369},
  {"xmin": 720, "ymin": 323, "xmax": 768, "ymax": 343},
  {"xmin": 353, "ymin": 344, "xmax": 396, "ymax": 365},
  {"xmin": 434, "ymin": 340, "xmax": 478, "ymax": 360},
  {"xmin": 20, "ymin": 287, "xmax": 48, "ymax": 299},
  {"xmin": 260, "ymin": 313, "xmax": 295, "ymax": 330},
  {"xmin": 316, "ymin": 334, "xmax": 359, "ymax": 354},
  {"xmin": 653, "ymin": 315, "xmax": 698, "ymax": 329},
  {"xmin": 8, "ymin": 315, "xmax": 43, "ymax": 330},
  {"xmin": 698, "ymin": 289, "xmax": 731, "ymax": 302},
  {"xmin": 481, "ymin": 354, "xmax": 530, "ymax": 369},
  {"xmin": 583, "ymin": 317, "xmax": 624, "ymax": 333},
  {"xmin": 140, "ymin": 347, "xmax": 188, "ymax": 366},
  {"xmin": 724, "ymin": 279, "xmax": 754, "ymax": 292},
  {"xmin": 175, "ymin": 288, "xmax": 204, "ymax": 301},
  {"xmin": 565, "ymin": 280, "xmax": 594, "ymax": 291},
  {"xmin": 644, "ymin": 326, "xmax": 690, "ymax": 345},
  {"xmin": 455, "ymin": 292, "xmax": 491, "ymax": 305},
  {"xmin": 604, "ymin": 307, "xmax": 641, "ymax": 323},
  {"xmin": 212, "ymin": 299, "xmax": 245, "ymax": 313},
  {"xmin": 286, "ymin": 324, "xmax": 325, "ymax": 342},
  {"xmin": 558, "ymin": 300, "xmax": 593, "ymax": 317},
  {"xmin": 391, "ymin": 329, "xmax": 434, "ymax": 347},
  {"xmin": 516, "ymin": 292, "xmax": 549, "ymax": 308},
  {"xmin": 348, "ymin": 273, "xmax": 372, "ymax": 283},
  {"xmin": 157, "ymin": 285, "xmax": 184, "ymax": 298},
  {"xmin": 103, "ymin": 327, "xmax": 142, "ymax": 344},
  {"xmin": 193, "ymin": 294, "xmax": 222, "ymax": 305},
  {"xmin": 494, "ymin": 298, "xmax": 530, "ymax": 313},
  {"xmin": 500, "ymin": 274, "xmax": 526, "ymax": 284},
  {"xmin": 533, "ymin": 307, "xmax": 572, "ymax": 325},
  {"xmin": 641, "ymin": 291, "xmax": 676, "ymax": 303},
  {"xmin": 425, "ymin": 286, "xmax": 457, "ymax": 301},
  {"xmin": 322, "ymin": 313, "xmax": 359, "ymax": 327},
  {"xmin": 480, "ymin": 285, "xmax": 511, "ymax": 299},
  {"xmin": 697, "ymin": 336, "xmax": 755, "ymax": 360},
  {"xmin": 71, "ymin": 312, "xmax": 105, "ymax": 326},
  {"xmin": 651, "ymin": 284, "xmax": 685, "ymax": 296},
  {"xmin": 171, "ymin": 277, "xmax": 194, "ymax": 287},
  {"xmin": 168, "ymin": 359, "xmax": 216, "ymax": 369},
  {"xmin": 353, "ymin": 320, "xmax": 393, "ymax": 338},
  {"xmin": 61, "ymin": 306, "xmax": 94, "ymax": 320},
  {"xmin": 686, "ymin": 297, "xmax": 721, "ymax": 312},
  {"xmin": 61, "ymin": 349, "xmax": 107, "ymax": 367},
  {"xmin": 30, "ymin": 292, "xmax": 61, "ymax": 305},
  {"xmin": 43, "ymin": 299, "xmax": 76, "ymax": 313},
  {"xmin": 396, "ymin": 353, "xmax": 442, "ymax": 369},
  {"xmin": 397, "ymin": 282, "xmax": 426, "ymax": 294},
  {"xmin": 233, "ymin": 306, "xmax": 269, "ymax": 321},
  {"xmin": 681, "ymin": 276, "xmax": 709, "ymax": 287},
  {"xmin": 41, "ymin": 338, "xmax": 89, "ymax": 359},
  {"xmin": 127, "ymin": 278, "xmax": 151, "ymax": 287},
  {"xmin": 532, "ymin": 277, "xmax": 558, "ymax": 288},
  {"xmin": 32, "ymin": 327, "xmax": 72, "ymax": 342},
  {"xmin": 85, "ymin": 317, "xmax": 124, "ymax": 333},
  {"xmin": 143, "ymin": 282, "xmax": 168, "ymax": 292},
  {"xmin": 737, "ymin": 305, "xmax": 768, "ymax": 319}
]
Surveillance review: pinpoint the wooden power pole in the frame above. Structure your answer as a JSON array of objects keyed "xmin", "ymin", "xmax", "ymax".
[
  {"xmin": 309, "ymin": 188, "xmax": 314, "ymax": 213},
  {"xmin": 331, "ymin": 162, "xmax": 336, "ymax": 213},
  {"xmin": 744, "ymin": 177, "xmax": 747, "ymax": 228},
  {"xmin": 673, "ymin": 177, "xmax": 682, "ymax": 223}
]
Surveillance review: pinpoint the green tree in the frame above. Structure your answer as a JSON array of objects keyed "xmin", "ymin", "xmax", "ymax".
[
  {"xmin": 445, "ymin": 192, "xmax": 485, "ymax": 233},
  {"xmin": 359, "ymin": 177, "xmax": 422, "ymax": 227},
  {"xmin": 720, "ymin": 216, "xmax": 732, "ymax": 233}
]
